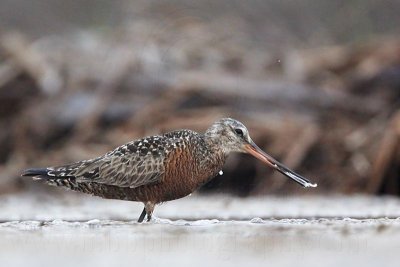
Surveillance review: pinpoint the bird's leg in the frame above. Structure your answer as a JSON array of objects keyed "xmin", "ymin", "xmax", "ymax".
[
  {"xmin": 138, "ymin": 207, "xmax": 146, "ymax": 223},
  {"xmin": 145, "ymin": 202, "xmax": 155, "ymax": 222}
]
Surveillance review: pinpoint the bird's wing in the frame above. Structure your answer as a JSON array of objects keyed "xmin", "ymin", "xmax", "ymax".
[{"xmin": 47, "ymin": 135, "xmax": 183, "ymax": 188}]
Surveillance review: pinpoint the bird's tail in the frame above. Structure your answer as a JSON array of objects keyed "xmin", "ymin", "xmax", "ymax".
[
  {"xmin": 21, "ymin": 167, "xmax": 77, "ymax": 190},
  {"xmin": 21, "ymin": 168, "xmax": 52, "ymax": 180}
]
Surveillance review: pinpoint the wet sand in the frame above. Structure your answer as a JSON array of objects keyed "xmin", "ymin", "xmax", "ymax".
[{"xmin": 1, "ymin": 193, "xmax": 399, "ymax": 267}]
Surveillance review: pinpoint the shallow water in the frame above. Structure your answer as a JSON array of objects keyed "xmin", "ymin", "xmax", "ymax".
[{"xmin": 1, "ymin": 193, "xmax": 399, "ymax": 267}]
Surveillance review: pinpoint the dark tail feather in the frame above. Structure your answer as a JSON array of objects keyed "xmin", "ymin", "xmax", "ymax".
[
  {"xmin": 21, "ymin": 168, "xmax": 50, "ymax": 179},
  {"xmin": 21, "ymin": 167, "xmax": 78, "ymax": 189}
]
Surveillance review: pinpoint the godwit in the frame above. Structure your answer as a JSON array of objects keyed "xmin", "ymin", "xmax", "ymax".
[{"xmin": 22, "ymin": 118, "xmax": 317, "ymax": 222}]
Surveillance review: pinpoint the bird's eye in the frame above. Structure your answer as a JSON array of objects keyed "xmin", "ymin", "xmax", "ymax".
[{"xmin": 235, "ymin": 128, "xmax": 244, "ymax": 137}]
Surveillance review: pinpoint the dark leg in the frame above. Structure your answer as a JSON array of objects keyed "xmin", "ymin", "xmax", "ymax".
[
  {"xmin": 145, "ymin": 202, "xmax": 155, "ymax": 222},
  {"xmin": 138, "ymin": 207, "xmax": 146, "ymax": 223}
]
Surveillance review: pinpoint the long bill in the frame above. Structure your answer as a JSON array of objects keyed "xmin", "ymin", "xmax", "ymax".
[{"xmin": 244, "ymin": 141, "xmax": 317, "ymax": 188}]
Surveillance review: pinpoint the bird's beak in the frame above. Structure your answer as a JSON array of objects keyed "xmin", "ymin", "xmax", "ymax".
[{"xmin": 244, "ymin": 141, "xmax": 317, "ymax": 188}]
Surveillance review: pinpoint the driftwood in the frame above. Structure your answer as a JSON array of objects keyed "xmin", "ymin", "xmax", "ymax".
[
  {"xmin": 1, "ymin": 31, "xmax": 400, "ymax": 196},
  {"xmin": 367, "ymin": 112, "xmax": 400, "ymax": 195}
]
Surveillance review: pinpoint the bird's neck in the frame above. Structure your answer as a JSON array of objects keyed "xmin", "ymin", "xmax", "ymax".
[
  {"xmin": 195, "ymin": 134, "xmax": 228, "ymax": 183},
  {"xmin": 203, "ymin": 133, "xmax": 230, "ymax": 157}
]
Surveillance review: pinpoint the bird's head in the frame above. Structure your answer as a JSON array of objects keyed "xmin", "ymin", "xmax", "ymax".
[{"xmin": 205, "ymin": 118, "xmax": 317, "ymax": 188}]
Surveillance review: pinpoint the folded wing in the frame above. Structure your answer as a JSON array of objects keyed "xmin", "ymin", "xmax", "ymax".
[{"xmin": 30, "ymin": 135, "xmax": 182, "ymax": 188}]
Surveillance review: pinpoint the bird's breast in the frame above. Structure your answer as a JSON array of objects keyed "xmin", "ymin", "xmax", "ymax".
[{"xmin": 158, "ymin": 142, "xmax": 226, "ymax": 201}]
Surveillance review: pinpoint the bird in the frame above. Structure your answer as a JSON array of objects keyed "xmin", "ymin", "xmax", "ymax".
[{"xmin": 21, "ymin": 118, "xmax": 317, "ymax": 222}]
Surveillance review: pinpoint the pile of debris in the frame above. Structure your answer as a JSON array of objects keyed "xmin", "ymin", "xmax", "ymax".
[{"xmin": 0, "ymin": 30, "xmax": 399, "ymax": 196}]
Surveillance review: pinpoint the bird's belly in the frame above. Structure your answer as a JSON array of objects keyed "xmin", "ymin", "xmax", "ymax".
[
  {"xmin": 70, "ymin": 171, "xmax": 217, "ymax": 203},
  {"xmin": 127, "ymin": 175, "xmax": 208, "ymax": 202}
]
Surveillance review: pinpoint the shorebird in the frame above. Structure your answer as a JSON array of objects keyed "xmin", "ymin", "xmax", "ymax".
[{"xmin": 22, "ymin": 118, "xmax": 316, "ymax": 222}]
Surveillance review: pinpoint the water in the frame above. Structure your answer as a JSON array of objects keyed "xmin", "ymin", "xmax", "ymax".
[{"xmin": 1, "ymin": 193, "xmax": 399, "ymax": 267}]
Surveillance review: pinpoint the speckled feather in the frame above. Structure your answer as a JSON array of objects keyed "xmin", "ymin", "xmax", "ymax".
[
  {"xmin": 29, "ymin": 129, "xmax": 227, "ymax": 203},
  {"xmin": 47, "ymin": 134, "xmax": 176, "ymax": 188}
]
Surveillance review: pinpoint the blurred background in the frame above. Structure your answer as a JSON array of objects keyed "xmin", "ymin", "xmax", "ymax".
[{"xmin": 1, "ymin": 0, "xmax": 400, "ymax": 197}]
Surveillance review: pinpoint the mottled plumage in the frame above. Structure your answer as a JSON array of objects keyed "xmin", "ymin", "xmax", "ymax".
[{"xmin": 22, "ymin": 118, "xmax": 316, "ymax": 222}]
